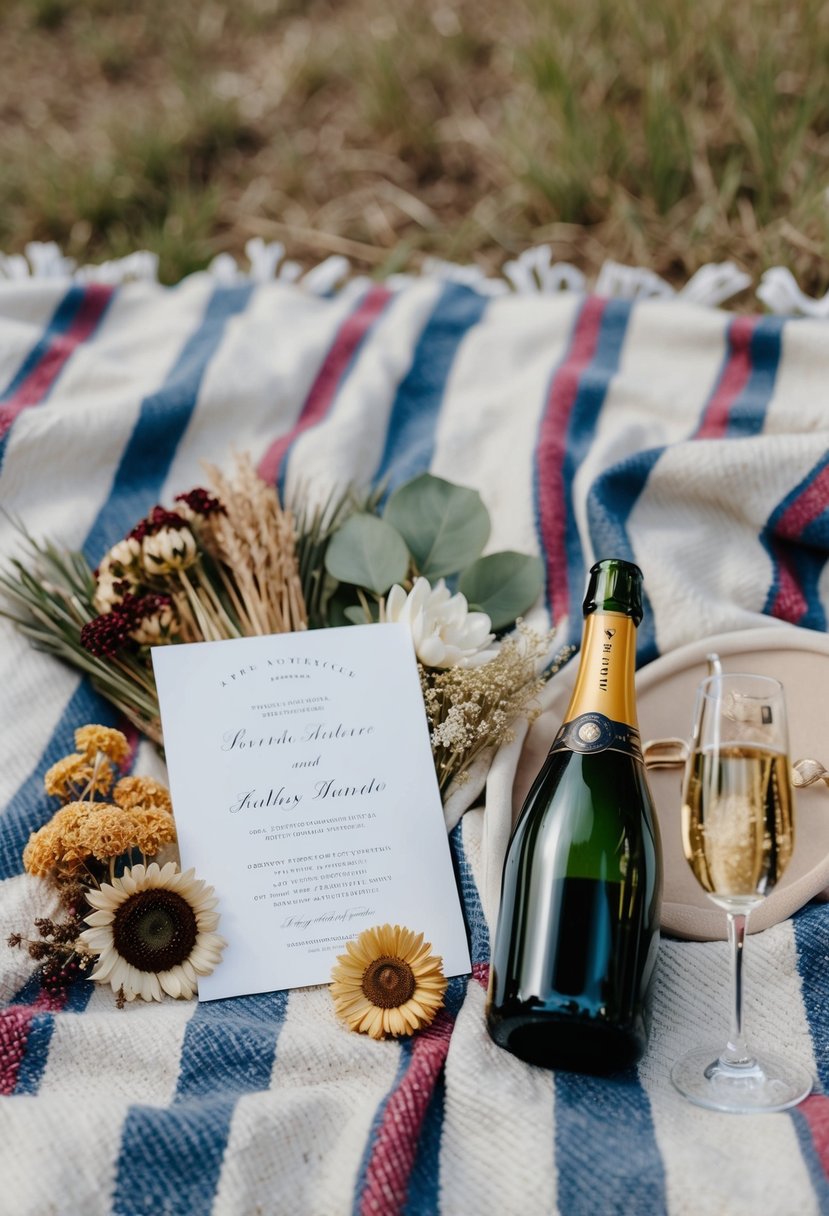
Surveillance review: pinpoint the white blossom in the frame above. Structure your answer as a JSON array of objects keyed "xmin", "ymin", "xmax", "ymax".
[
  {"xmin": 93, "ymin": 536, "xmax": 142, "ymax": 612},
  {"xmin": 383, "ymin": 576, "xmax": 496, "ymax": 669},
  {"xmin": 141, "ymin": 526, "xmax": 198, "ymax": 574}
]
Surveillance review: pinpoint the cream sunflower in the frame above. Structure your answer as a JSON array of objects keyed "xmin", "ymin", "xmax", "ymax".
[
  {"xmin": 80, "ymin": 861, "xmax": 226, "ymax": 1002},
  {"xmin": 330, "ymin": 924, "xmax": 448, "ymax": 1039}
]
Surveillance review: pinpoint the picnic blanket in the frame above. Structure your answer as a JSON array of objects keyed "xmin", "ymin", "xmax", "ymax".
[{"xmin": 1, "ymin": 244, "xmax": 829, "ymax": 1216}]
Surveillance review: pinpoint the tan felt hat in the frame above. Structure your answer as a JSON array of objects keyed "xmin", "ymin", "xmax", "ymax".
[{"xmin": 512, "ymin": 624, "xmax": 829, "ymax": 942}]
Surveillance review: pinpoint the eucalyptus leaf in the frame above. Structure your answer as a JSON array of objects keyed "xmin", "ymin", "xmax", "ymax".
[
  {"xmin": 326, "ymin": 585, "xmax": 361, "ymax": 628},
  {"xmin": 343, "ymin": 604, "xmax": 377, "ymax": 625},
  {"xmin": 383, "ymin": 473, "xmax": 490, "ymax": 579},
  {"xmin": 458, "ymin": 551, "xmax": 545, "ymax": 630},
  {"xmin": 323, "ymin": 514, "xmax": 409, "ymax": 594}
]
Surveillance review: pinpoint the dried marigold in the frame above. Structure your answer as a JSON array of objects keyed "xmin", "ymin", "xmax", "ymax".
[
  {"xmin": 73, "ymin": 804, "xmax": 142, "ymax": 862},
  {"xmin": 44, "ymin": 753, "xmax": 114, "ymax": 800},
  {"xmin": 129, "ymin": 807, "xmax": 177, "ymax": 856},
  {"xmin": 23, "ymin": 799, "xmax": 177, "ymax": 874},
  {"xmin": 23, "ymin": 822, "xmax": 62, "ymax": 877},
  {"xmin": 74, "ymin": 725, "xmax": 131, "ymax": 766},
  {"xmin": 113, "ymin": 776, "xmax": 173, "ymax": 815}
]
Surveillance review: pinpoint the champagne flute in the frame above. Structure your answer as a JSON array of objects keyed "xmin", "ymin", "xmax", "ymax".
[{"xmin": 670, "ymin": 672, "xmax": 813, "ymax": 1112}]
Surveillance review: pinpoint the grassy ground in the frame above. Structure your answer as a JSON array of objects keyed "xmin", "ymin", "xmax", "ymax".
[{"xmin": 2, "ymin": 0, "xmax": 828, "ymax": 297}]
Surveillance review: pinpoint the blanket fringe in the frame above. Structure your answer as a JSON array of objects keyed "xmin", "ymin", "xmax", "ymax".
[{"xmin": 0, "ymin": 238, "xmax": 825, "ymax": 317}]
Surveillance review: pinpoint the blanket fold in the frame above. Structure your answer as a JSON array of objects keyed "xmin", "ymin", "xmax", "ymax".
[{"xmin": 1, "ymin": 271, "xmax": 828, "ymax": 1216}]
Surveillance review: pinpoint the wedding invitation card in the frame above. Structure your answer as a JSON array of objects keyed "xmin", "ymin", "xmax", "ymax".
[{"xmin": 151, "ymin": 623, "xmax": 471, "ymax": 1001}]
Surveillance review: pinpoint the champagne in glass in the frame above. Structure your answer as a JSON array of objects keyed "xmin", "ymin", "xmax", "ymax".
[{"xmin": 671, "ymin": 673, "xmax": 813, "ymax": 1112}]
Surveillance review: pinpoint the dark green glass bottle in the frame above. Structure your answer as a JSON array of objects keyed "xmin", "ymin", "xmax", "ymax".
[{"xmin": 486, "ymin": 559, "xmax": 662, "ymax": 1073}]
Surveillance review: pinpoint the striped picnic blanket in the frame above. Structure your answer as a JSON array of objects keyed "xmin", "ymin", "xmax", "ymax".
[{"xmin": 1, "ymin": 248, "xmax": 829, "ymax": 1216}]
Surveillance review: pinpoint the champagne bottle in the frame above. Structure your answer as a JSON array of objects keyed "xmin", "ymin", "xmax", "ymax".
[{"xmin": 486, "ymin": 558, "xmax": 662, "ymax": 1073}]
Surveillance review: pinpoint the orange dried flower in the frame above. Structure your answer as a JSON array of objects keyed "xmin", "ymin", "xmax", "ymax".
[
  {"xmin": 22, "ymin": 799, "xmax": 177, "ymax": 875},
  {"xmin": 44, "ymin": 754, "xmax": 113, "ymax": 800},
  {"xmin": 74, "ymin": 725, "xmax": 131, "ymax": 766},
  {"xmin": 113, "ymin": 776, "xmax": 173, "ymax": 815},
  {"xmin": 129, "ymin": 807, "xmax": 177, "ymax": 856}
]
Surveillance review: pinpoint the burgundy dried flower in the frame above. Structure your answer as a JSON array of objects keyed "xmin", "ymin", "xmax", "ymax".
[
  {"xmin": 175, "ymin": 488, "xmax": 225, "ymax": 517},
  {"xmin": 80, "ymin": 606, "xmax": 136, "ymax": 658},
  {"xmin": 128, "ymin": 507, "xmax": 189, "ymax": 544}
]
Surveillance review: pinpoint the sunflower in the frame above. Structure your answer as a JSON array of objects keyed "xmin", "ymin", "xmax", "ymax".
[
  {"xmin": 330, "ymin": 924, "xmax": 447, "ymax": 1039},
  {"xmin": 79, "ymin": 861, "xmax": 226, "ymax": 1001}
]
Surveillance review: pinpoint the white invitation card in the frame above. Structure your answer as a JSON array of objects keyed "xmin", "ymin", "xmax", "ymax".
[{"xmin": 152, "ymin": 623, "xmax": 471, "ymax": 1001}]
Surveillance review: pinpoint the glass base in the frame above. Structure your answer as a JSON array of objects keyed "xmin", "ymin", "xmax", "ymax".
[{"xmin": 671, "ymin": 1045, "xmax": 813, "ymax": 1113}]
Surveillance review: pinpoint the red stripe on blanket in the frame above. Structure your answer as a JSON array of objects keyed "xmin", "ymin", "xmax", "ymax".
[
  {"xmin": 536, "ymin": 297, "xmax": 606, "ymax": 625},
  {"xmin": 0, "ymin": 284, "xmax": 114, "ymax": 439},
  {"xmin": 472, "ymin": 961, "xmax": 489, "ymax": 989},
  {"xmin": 0, "ymin": 988, "xmax": 68, "ymax": 1095},
  {"xmin": 775, "ymin": 464, "xmax": 829, "ymax": 539},
  {"xmin": 769, "ymin": 542, "xmax": 809, "ymax": 622},
  {"xmin": 799, "ymin": 1094, "xmax": 829, "ymax": 1177},
  {"xmin": 358, "ymin": 1009, "xmax": 455, "ymax": 1216},
  {"xmin": 695, "ymin": 315, "xmax": 757, "ymax": 439},
  {"xmin": 257, "ymin": 284, "xmax": 392, "ymax": 487}
]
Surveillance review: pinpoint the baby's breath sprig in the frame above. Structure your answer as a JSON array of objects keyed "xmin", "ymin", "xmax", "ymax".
[{"xmin": 420, "ymin": 624, "xmax": 575, "ymax": 795}]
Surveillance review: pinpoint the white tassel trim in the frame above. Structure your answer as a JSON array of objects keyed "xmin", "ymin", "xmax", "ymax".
[{"xmin": 0, "ymin": 238, "xmax": 825, "ymax": 316}]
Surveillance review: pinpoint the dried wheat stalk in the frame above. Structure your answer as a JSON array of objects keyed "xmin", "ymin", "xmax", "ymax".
[{"xmin": 201, "ymin": 453, "xmax": 308, "ymax": 635}]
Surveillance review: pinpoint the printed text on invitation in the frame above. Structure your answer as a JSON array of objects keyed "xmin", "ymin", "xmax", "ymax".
[{"xmin": 152, "ymin": 623, "xmax": 471, "ymax": 1001}]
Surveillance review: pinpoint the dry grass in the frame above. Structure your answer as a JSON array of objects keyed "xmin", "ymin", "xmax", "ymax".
[{"xmin": 2, "ymin": 0, "xmax": 828, "ymax": 296}]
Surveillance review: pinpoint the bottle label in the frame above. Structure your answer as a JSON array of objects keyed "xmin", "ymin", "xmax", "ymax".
[{"xmin": 550, "ymin": 711, "xmax": 643, "ymax": 758}]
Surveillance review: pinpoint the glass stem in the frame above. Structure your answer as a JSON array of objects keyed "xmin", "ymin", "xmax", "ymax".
[{"xmin": 721, "ymin": 910, "xmax": 755, "ymax": 1068}]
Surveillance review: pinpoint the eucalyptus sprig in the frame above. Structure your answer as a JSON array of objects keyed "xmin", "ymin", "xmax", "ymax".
[{"xmin": 321, "ymin": 473, "xmax": 544, "ymax": 632}]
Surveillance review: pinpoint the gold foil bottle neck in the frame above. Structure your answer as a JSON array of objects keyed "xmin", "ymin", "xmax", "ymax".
[{"xmin": 563, "ymin": 611, "xmax": 638, "ymax": 729}]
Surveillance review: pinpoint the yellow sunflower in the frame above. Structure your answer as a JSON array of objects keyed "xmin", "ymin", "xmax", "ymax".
[
  {"xmin": 330, "ymin": 924, "xmax": 447, "ymax": 1039},
  {"xmin": 80, "ymin": 861, "xmax": 225, "ymax": 1001}
]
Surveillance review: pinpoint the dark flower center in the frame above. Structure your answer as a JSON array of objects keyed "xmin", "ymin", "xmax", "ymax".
[
  {"xmin": 361, "ymin": 956, "xmax": 416, "ymax": 1009},
  {"xmin": 112, "ymin": 889, "xmax": 198, "ymax": 972}
]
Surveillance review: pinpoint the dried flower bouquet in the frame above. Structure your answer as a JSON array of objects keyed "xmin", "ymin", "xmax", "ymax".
[{"xmin": 1, "ymin": 457, "xmax": 560, "ymax": 798}]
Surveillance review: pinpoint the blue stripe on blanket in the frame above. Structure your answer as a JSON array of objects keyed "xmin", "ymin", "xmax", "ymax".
[
  {"xmin": 1, "ymin": 284, "xmax": 252, "ymax": 880},
  {"xmin": 724, "ymin": 316, "xmax": 785, "ymax": 438},
  {"xmin": 790, "ymin": 1110, "xmax": 829, "ymax": 1211},
  {"xmin": 350, "ymin": 1038, "xmax": 413, "ymax": 1216},
  {"xmin": 792, "ymin": 903, "xmax": 829, "ymax": 1093},
  {"xmin": 586, "ymin": 446, "xmax": 661, "ymax": 664},
  {"xmin": 762, "ymin": 452, "xmax": 829, "ymax": 631},
  {"xmin": 560, "ymin": 299, "xmax": 631, "ymax": 646},
  {"xmin": 587, "ymin": 313, "xmax": 783, "ymax": 663},
  {"xmin": 111, "ymin": 990, "xmax": 289, "ymax": 1216},
  {"xmin": 372, "ymin": 282, "xmax": 488, "ymax": 496},
  {"xmin": 403, "ymin": 1079, "xmax": 446, "ymax": 1216},
  {"xmin": 11, "ymin": 978, "xmax": 94, "ymax": 1094},
  {"xmin": 554, "ymin": 1068, "xmax": 667, "ymax": 1215},
  {"xmin": 790, "ymin": 903, "xmax": 829, "ymax": 1207},
  {"xmin": 403, "ymin": 828, "xmax": 484, "ymax": 1214},
  {"xmin": 450, "ymin": 820, "xmax": 490, "ymax": 965},
  {"xmin": 83, "ymin": 283, "xmax": 253, "ymax": 562},
  {"xmin": 1, "ymin": 285, "xmax": 256, "ymax": 1105},
  {"xmin": 352, "ymin": 827, "xmax": 483, "ymax": 1216},
  {"xmin": 0, "ymin": 285, "xmax": 86, "ymax": 400},
  {"xmin": 533, "ymin": 297, "xmax": 631, "ymax": 643}
]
